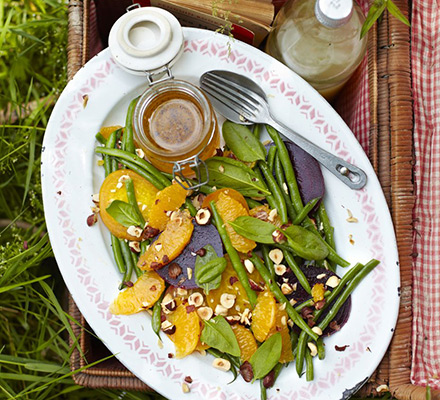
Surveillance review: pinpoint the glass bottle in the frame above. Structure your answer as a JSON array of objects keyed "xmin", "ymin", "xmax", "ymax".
[{"xmin": 266, "ymin": 0, "xmax": 367, "ymax": 100}]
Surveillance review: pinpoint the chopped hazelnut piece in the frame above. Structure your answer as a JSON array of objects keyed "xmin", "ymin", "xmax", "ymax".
[
  {"xmin": 325, "ymin": 275, "xmax": 341, "ymax": 288},
  {"xmin": 195, "ymin": 208, "xmax": 211, "ymax": 225},
  {"xmin": 274, "ymin": 263, "xmax": 287, "ymax": 276},
  {"xmin": 220, "ymin": 293, "xmax": 236, "ymax": 309},
  {"xmin": 188, "ymin": 292, "xmax": 204, "ymax": 307},
  {"xmin": 181, "ymin": 382, "xmax": 190, "ymax": 393},
  {"xmin": 244, "ymin": 259, "xmax": 254, "ymax": 274},
  {"xmin": 212, "ymin": 358, "xmax": 231, "ymax": 371},
  {"xmin": 308, "ymin": 342, "xmax": 318, "ymax": 357},
  {"xmin": 281, "ymin": 283, "xmax": 293, "ymax": 295},
  {"xmin": 197, "ymin": 306, "xmax": 213, "ymax": 321},
  {"xmin": 127, "ymin": 225, "xmax": 142, "ymax": 238},
  {"xmin": 268, "ymin": 208, "xmax": 278, "ymax": 222},
  {"xmin": 215, "ymin": 304, "xmax": 228, "ymax": 316},
  {"xmin": 312, "ymin": 326, "xmax": 323, "ymax": 336},
  {"xmin": 269, "ymin": 248, "xmax": 284, "ymax": 264}
]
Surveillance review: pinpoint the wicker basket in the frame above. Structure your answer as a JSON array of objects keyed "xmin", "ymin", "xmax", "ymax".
[{"xmin": 65, "ymin": 0, "xmax": 437, "ymax": 398}]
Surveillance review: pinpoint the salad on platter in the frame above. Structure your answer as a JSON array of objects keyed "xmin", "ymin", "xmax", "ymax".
[{"xmin": 89, "ymin": 104, "xmax": 379, "ymax": 398}]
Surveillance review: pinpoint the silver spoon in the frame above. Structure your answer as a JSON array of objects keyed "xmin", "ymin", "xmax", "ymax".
[{"xmin": 199, "ymin": 70, "xmax": 367, "ymax": 190}]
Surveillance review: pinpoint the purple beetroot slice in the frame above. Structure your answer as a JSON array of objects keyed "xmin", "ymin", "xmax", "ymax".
[
  {"xmin": 156, "ymin": 221, "xmax": 224, "ymax": 289},
  {"xmin": 276, "ymin": 264, "xmax": 351, "ymax": 336},
  {"xmin": 284, "ymin": 141, "xmax": 325, "ymax": 207}
]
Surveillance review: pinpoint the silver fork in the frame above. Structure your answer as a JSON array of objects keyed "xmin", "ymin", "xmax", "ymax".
[{"xmin": 200, "ymin": 70, "xmax": 367, "ymax": 190}]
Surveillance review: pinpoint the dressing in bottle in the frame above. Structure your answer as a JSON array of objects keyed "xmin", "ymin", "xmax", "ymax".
[{"xmin": 266, "ymin": 0, "xmax": 367, "ymax": 100}]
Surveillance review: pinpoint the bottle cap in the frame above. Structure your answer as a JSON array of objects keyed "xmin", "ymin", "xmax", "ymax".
[
  {"xmin": 315, "ymin": 0, "xmax": 353, "ymax": 28},
  {"xmin": 108, "ymin": 6, "xmax": 183, "ymax": 75}
]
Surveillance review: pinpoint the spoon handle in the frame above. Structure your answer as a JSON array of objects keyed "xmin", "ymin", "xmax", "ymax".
[{"xmin": 267, "ymin": 117, "xmax": 367, "ymax": 190}]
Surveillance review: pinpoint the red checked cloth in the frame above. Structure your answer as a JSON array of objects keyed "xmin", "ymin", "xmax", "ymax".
[{"xmin": 411, "ymin": 0, "xmax": 440, "ymax": 389}]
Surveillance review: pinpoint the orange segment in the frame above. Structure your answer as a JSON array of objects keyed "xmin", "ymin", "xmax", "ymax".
[
  {"xmin": 148, "ymin": 182, "xmax": 188, "ymax": 231},
  {"xmin": 202, "ymin": 188, "xmax": 249, "ymax": 211},
  {"xmin": 232, "ymin": 324, "xmax": 258, "ymax": 362},
  {"xmin": 99, "ymin": 125, "xmax": 122, "ymax": 140},
  {"xmin": 110, "ymin": 271, "xmax": 165, "ymax": 315},
  {"xmin": 138, "ymin": 210, "xmax": 193, "ymax": 270},
  {"xmin": 251, "ymin": 290, "xmax": 276, "ymax": 342},
  {"xmin": 99, "ymin": 169, "xmax": 159, "ymax": 241},
  {"xmin": 166, "ymin": 304, "xmax": 201, "ymax": 358},
  {"xmin": 268, "ymin": 305, "xmax": 294, "ymax": 363},
  {"xmin": 206, "ymin": 256, "xmax": 264, "ymax": 317},
  {"xmin": 215, "ymin": 192, "xmax": 256, "ymax": 253}
]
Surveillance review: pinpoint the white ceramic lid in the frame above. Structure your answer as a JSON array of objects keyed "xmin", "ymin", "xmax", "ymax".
[{"xmin": 108, "ymin": 6, "xmax": 183, "ymax": 74}]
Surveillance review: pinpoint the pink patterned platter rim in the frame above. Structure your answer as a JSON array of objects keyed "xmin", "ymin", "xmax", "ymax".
[{"xmin": 41, "ymin": 28, "xmax": 399, "ymax": 400}]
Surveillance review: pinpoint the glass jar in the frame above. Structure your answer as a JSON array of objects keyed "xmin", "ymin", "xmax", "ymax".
[
  {"xmin": 109, "ymin": 5, "xmax": 219, "ymax": 187},
  {"xmin": 266, "ymin": 0, "xmax": 367, "ymax": 100},
  {"xmin": 133, "ymin": 79, "xmax": 220, "ymax": 175}
]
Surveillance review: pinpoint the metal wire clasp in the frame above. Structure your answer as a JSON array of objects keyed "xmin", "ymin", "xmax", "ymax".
[{"xmin": 172, "ymin": 156, "xmax": 209, "ymax": 190}]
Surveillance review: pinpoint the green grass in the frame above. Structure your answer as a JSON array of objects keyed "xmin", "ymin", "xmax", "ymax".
[{"xmin": 0, "ymin": 1, "xmax": 396, "ymax": 399}]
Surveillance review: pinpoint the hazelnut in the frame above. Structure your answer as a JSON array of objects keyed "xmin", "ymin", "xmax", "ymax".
[
  {"xmin": 240, "ymin": 361, "xmax": 254, "ymax": 382},
  {"xmin": 135, "ymin": 148, "xmax": 145, "ymax": 158},
  {"xmin": 220, "ymin": 293, "xmax": 236, "ymax": 309},
  {"xmin": 249, "ymin": 279, "xmax": 264, "ymax": 292},
  {"xmin": 316, "ymin": 273, "xmax": 327, "ymax": 280},
  {"xmin": 141, "ymin": 226, "xmax": 160, "ymax": 240},
  {"xmin": 188, "ymin": 292, "xmax": 204, "ymax": 307},
  {"xmin": 92, "ymin": 193, "xmax": 99, "ymax": 203},
  {"xmin": 269, "ymin": 248, "xmax": 284, "ymax": 265},
  {"xmin": 195, "ymin": 208, "xmax": 211, "ymax": 225},
  {"xmin": 195, "ymin": 248, "xmax": 206, "ymax": 257},
  {"xmin": 281, "ymin": 283, "xmax": 293, "ymax": 295},
  {"xmin": 181, "ymin": 382, "xmax": 190, "ymax": 393},
  {"xmin": 212, "ymin": 358, "xmax": 231, "ymax": 372},
  {"xmin": 274, "ymin": 263, "xmax": 287, "ymax": 276},
  {"xmin": 86, "ymin": 213, "xmax": 98, "ymax": 227},
  {"xmin": 308, "ymin": 342, "xmax": 318, "ymax": 357},
  {"xmin": 161, "ymin": 320, "xmax": 176, "ymax": 335},
  {"xmin": 326, "ymin": 275, "xmax": 341, "ymax": 288},
  {"xmin": 197, "ymin": 306, "xmax": 213, "ymax": 321},
  {"xmin": 191, "ymin": 193, "xmax": 206, "ymax": 210},
  {"xmin": 168, "ymin": 263, "xmax": 182, "ymax": 279},
  {"xmin": 263, "ymin": 369, "xmax": 275, "ymax": 388},
  {"xmin": 244, "ymin": 259, "xmax": 254, "ymax": 274},
  {"xmin": 187, "ymin": 267, "xmax": 193, "ymax": 280},
  {"xmin": 268, "ymin": 208, "xmax": 278, "ymax": 222},
  {"xmin": 312, "ymin": 326, "xmax": 323, "ymax": 336},
  {"xmin": 176, "ymin": 288, "xmax": 188, "ymax": 297},
  {"xmin": 225, "ymin": 315, "xmax": 240, "ymax": 325},
  {"xmin": 154, "ymin": 243, "xmax": 163, "ymax": 252},
  {"xmin": 162, "ymin": 297, "xmax": 177, "ymax": 313},
  {"xmin": 215, "ymin": 304, "xmax": 228, "ymax": 316},
  {"xmin": 272, "ymin": 229, "xmax": 286, "ymax": 244},
  {"xmin": 128, "ymin": 241, "xmax": 141, "ymax": 253},
  {"xmin": 127, "ymin": 225, "xmax": 142, "ymax": 238}
]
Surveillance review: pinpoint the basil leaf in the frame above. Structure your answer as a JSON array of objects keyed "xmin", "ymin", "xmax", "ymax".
[
  {"xmin": 201, "ymin": 316, "xmax": 241, "ymax": 357},
  {"xmin": 249, "ymin": 333, "xmax": 282, "ymax": 380},
  {"xmin": 195, "ymin": 245, "xmax": 226, "ymax": 293},
  {"xmin": 283, "ymin": 225, "xmax": 329, "ymax": 260},
  {"xmin": 201, "ymin": 157, "xmax": 271, "ymax": 198},
  {"xmin": 229, "ymin": 216, "xmax": 276, "ymax": 244},
  {"xmin": 222, "ymin": 121, "xmax": 266, "ymax": 162},
  {"xmin": 106, "ymin": 200, "xmax": 143, "ymax": 227}
]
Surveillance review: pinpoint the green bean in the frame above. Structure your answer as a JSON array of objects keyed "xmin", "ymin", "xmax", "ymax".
[
  {"xmin": 261, "ymin": 244, "xmax": 276, "ymax": 281},
  {"xmin": 260, "ymin": 380, "xmax": 267, "ymax": 400},
  {"xmin": 290, "ymin": 330, "xmax": 299, "ymax": 356},
  {"xmin": 266, "ymin": 125, "xmax": 303, "ymax": 213},
  {"xmin": 119, "ymin": 239, "xmax": 135, "ymax": 289},
  {"xmin": 117, "ymin": 158, "xmax": 165, "ymax": 190},
  {"xmin": 292, "ymin": 197, "xmax": 320, "ymax": 225},
  {"xmin": 246, "ymin": 198, "xmax": 263, "ymax": 209},
  {"xmin": 259, "ymin": 161, "xmax": 288, "ymax": 224},
  {"xmin": 131, "ymin": 251, "xmax": 143, "ymax": 278},
  {"xmin": 295, "ymin": 331, "xmax": 307, "ymax": 376},
  {"xmin": 140, "ymin": 240, "xmax": 150, "ymax": 255},
  {"xmin": 211, "ymin": 202, "xmax": 257, "ymax": 307},
  {"xmin": 254, "ymin": 167, "xmax": 277, "ymax": 211},
  {"xmin": 273, "ymin": 154, "xmax": 297, "ymax": 220},
  {"xmin": 185, "ymin": 199, "xmax": 197, "ymax": 217},
  {"xmin": 317, "ymin": 259, "xmax": 379, "ymax": 331},
  {"xmin": 122, "ymin": 97, "xmax": 138, "ymax": 154},
  {"xmin": 294, "ymin": 290, "xmax": 331, "ymax": 313},
  {"xmin": 273, "ymin": 362, "xmax": 284, "ymax": 381},
  {"xmin": 104, "ymin": 130, "xmax": 118, "ymax": 177},
  {"xmin": 317, "ymin": 202, "xmax": 335, "ymax": 250},
  {"xmin": 316, "ymin": 338, "xmax": 325, "ymax": 360},
  {"xmin": 152, "ymin": 290, "xmax": 165, "ymax": 339},
  {"xmin": 95, "ymin": 147, "xmax": 171, "ymax": 188},
  {"xmin": 267, "ymin": 145, "xmax": 277, "ymax": 172},
  {"xmin": 111, "ymin": 235, "xmax": 126, "ymax": 274},
  {"xmin": 253, "ymin": 123, "xmax": 261, "ymax": 140},
  {"xmin": 283, "ymin": 250, "xmax": 311, "ymax": 294},
  {"xmin": 125, "ymin": 178, "xmax": 145, "ymax": 225},
  {"xmin": 95, "ymin": 132, "xmax": 107, "ymax": 145},
  {"xmin": 305, "ymin": 348, "xmax": 314, "ymax": 381},
  {"xmin": 249, "ymin": 254, "xmax": 318, "ymax": 341}
]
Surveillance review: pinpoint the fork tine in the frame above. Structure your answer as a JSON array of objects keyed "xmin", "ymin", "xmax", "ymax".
[
  {"xmin": 201, "ymin": 82, "xmax": 255, "ymax": 120},
  {"xmin": 201, "ymin": 79, "xmax": 257, "ymax": 115},
  {"xmin": 203, "ymin": 72, "xmax": 262, "ymax": 107}
]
